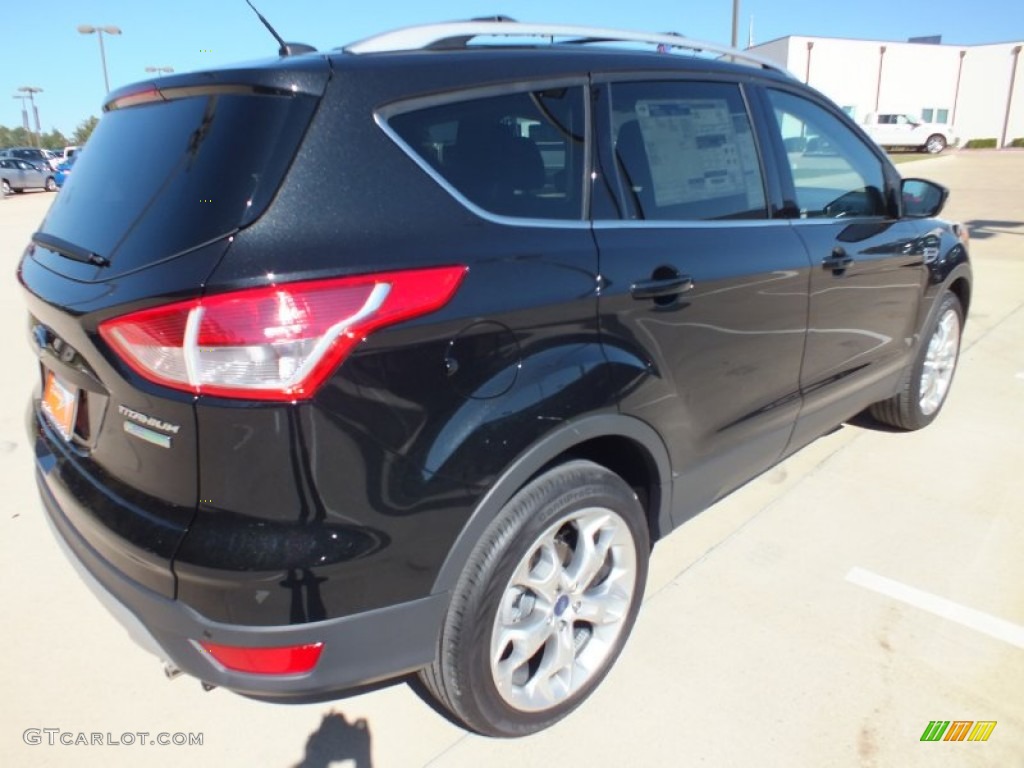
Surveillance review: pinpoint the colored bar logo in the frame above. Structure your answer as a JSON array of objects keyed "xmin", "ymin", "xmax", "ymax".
[{"xmin": 920, "ymin": 721, "xmax": 997, "ymax": 742}]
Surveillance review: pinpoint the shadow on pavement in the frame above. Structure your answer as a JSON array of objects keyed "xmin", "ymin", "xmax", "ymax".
[
  {"xmin": 405, "ymin": 674, "xmax": 468, "ymax": 731},
  {"xmin": 845, "ymin": 411, "xmax": 905, "ymax": 433},
  {"xmin": 294, "ymin": 710, "xmax": 373, "ymax": 768},
  {"xmin": 962, "ymin": 219, "xmax": 1024, "ymax": 240}
]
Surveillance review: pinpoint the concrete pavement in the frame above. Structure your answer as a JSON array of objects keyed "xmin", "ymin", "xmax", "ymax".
[{"xmin": 1, "ymin": 151, "xmax": 1022, "ymax": 767}]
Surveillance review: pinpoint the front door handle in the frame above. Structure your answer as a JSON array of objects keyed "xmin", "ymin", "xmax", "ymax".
[
  {"xmin": 630, "ymin": 275, "xmax": 694, "ymax": 300},
  {"xmin": 822, "ymin": 247, "xmax": 854, "ymax": 273}
]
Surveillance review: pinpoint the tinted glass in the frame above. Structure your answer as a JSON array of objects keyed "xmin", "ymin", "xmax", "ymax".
[
  {"xmin": 606, "ymin": 81, "xmax": 766, "ymax": 221},
  {"xmin": 40, "ymin": 91, "xmax": 316, "ymax": 276},
  {"xmin": 388, "ymin": 87, "xmax": 585, "ymax": 220},
  {"xmin": 768, "ymin": 89, "xmax": 887, "ymax": 219}
]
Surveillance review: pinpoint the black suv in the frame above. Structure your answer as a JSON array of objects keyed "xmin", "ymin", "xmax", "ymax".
[{"xmin": 19, "ymin": 21, "xmax": 971, "ymax": 737}]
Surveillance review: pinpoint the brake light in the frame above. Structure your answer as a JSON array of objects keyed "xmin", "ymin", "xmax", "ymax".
[
  {"xmin": 106, "ymin": 86, "xmax": 164, "ymax": 110},
  {"xmin": 99, "ymin": 266, "xmax": 466, "ymax": 401}
]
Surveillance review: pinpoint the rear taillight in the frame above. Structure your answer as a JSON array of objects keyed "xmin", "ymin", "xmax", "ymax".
[{"xmin": 99, "ymin": 266, "xmax": 466, "ymax": 401}]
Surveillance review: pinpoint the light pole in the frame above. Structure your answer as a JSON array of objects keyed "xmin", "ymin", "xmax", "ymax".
[
  {"xmin": 145, "ymin": 66, "xmax": 174, "ymax": 76},
  {"xmin": 78, "ymin": 24, "xmax": 122, "ymax": 93},
  {"xmin": 731, "ymin": 0, "xmax": 740, "ymax": 48},
  {"xmin": 17, "ymin": 86, "xmax": 43, "ymax": 147},
  {"xmin": 1002, "ymin": 46, "xmax": 1022, "ymax": 148},
  {"xmin": 11, "ymin": 94, "xmax": 31, "ymax": 137},
  {"xmin": 875, "ymin": 46, "xmax": 887, "ymax": 112},
  {"xmin": 952, "ymin": 50, "xmax": 967, "ymax": 126}
]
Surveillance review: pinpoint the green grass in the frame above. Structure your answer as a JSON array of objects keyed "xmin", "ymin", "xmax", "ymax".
[{"xmin": 887, "ymin": 152, "xmax": 933, "ymax": 165}]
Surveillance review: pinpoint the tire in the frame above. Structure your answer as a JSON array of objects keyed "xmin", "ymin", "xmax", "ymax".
[
  {"xmin": 45, "ymin": 177, "xmax": 56, "ymax": 192},
  {"xmin": 924, "ymin": 134, "xmax": 946, "ymax": 154},
  {"xmin": 420, "ymin": 460, "xmax": 649, "ymax": 737},
  {"xmin": 1, "ymin": 179, "xmax": 10, "ymax": 196},
  {"xmin": 870, "ymin": 291, "xmax": 962, "ymax": 430}
]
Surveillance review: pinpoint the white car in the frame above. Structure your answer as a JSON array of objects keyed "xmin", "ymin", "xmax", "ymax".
[{"xmin": 862, "ymin": 113, "xmax": 958, "ymax": 154}]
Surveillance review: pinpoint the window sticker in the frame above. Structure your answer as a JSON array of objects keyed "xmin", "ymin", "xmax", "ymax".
[{"xmin": 634, "ymin": 99, "xmax": 746, "ymax": 207}]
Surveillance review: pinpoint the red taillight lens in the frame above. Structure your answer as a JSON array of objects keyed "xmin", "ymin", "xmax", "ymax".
[
  {"xmin": 200, "ymin": 641, "xmax": 323, "ymax": 675},
  {"xmin": 99, "ymin": 266, "xmax": 466, "ymax": 401}
]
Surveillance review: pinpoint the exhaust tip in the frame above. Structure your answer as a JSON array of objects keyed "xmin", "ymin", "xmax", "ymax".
[{"xmin": 163, "ymin": 661, "xmax": 183, "ymax": 680}]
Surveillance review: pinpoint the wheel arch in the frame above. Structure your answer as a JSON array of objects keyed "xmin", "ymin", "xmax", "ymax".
[
  {"xmin": 948, "ymin": 273, "xmax": 971, "ymax": 319},
  {"xmin": 431, "ymin": 413, "xmax": 673, "ymax": 596}
]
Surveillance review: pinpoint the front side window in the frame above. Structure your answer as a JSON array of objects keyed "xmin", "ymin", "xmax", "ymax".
[
  {"xmin": 387, "ymin": 87, "xmax": 585, "ymax": 220},
  {"xmin": 768, "ymin": 89, "xmax": 888, "ymax": 219},
  {"xmin": 605, "ymin": 81, "xmax": 766, "ymax": 221}
]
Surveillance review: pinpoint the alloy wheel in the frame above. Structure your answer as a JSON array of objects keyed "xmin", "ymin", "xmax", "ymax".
[
  {"xmin": 919, "ymin": 307, "xmax": 960, "ymax": 415},
  {"xmin": 490, "ymin": 506, "xmax": 638, "ymax": 712}
]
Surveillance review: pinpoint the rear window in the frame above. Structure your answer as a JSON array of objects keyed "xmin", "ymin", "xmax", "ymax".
[
  {"xmin": 386, "ymin": 87, "xmax": 586, "ymax": 220},
  {"xmin": 39, "ymin": 89, "xmax": 317, "ymax": 277}
]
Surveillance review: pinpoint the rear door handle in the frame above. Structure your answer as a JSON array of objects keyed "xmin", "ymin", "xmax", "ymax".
[
  {"xmin": 822, "ymin": 248, "xmax": 854, "ymax": 271},
  {"xmin": 630, "ymin": 275, "xmax": 694, "ymax": 300}
]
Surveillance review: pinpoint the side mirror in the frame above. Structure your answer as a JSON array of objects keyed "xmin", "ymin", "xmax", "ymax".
[{"xmin": 901, "ymin": 178, "xmax": 949, "ymax": 218}]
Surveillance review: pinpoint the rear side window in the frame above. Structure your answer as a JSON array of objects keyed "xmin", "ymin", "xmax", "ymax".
[
  {"xmin": 387, "ymin": 87, "xmax": 585, "ymax": 220},
  {"xmin": 605, "ymin": 81, "xmax": 767, "ymax": 221}
]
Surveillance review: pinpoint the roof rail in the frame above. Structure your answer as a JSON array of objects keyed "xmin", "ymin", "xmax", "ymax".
[{"xmin": 343, "ymin": 20, "xmax": 793, "ymax": 76}]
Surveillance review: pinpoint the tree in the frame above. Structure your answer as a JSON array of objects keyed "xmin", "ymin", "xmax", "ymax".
[
  {"xmin": 0, "ymin": 125, "xmax": 32, "ymax": 147},
  {"xmin": 40, "ymin": 129, "xmax": 70, "ymax": 150},
  {"xmin": 72, "ymin": 116, "xmax": 100, "ymax": 145}
]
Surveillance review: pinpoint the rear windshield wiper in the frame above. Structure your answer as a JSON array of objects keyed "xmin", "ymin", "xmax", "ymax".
[{"xmin": 32, "ymin": 232, "xmax": 110, "ymax": 267}]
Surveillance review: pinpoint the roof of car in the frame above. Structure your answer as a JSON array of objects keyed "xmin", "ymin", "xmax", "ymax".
[
  {"xmin": 102, "ymin": 22, "xmax": 799, "ymax": 113},
  {"xmin": 340, "ymin": 21, "xmax": 792, "ymax": 77},
  {"xmin": 324, "ymin": 44, "xmax": 796, "ymax": 96}
]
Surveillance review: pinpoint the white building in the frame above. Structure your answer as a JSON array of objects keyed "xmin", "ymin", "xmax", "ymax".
[{"xmin": 748, "ymin": 36, "xmax": 1024, "ymax": 146}]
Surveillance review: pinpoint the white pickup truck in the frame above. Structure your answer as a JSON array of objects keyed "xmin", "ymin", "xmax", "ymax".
[{"xmin": 861, "ymin": 113, "xmax": 958, "ymax": 154}]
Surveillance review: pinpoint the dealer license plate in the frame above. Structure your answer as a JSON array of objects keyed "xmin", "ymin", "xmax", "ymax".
[{"xmin": 41, "ymin": 370, "xmax": 78, "ymax": 442}]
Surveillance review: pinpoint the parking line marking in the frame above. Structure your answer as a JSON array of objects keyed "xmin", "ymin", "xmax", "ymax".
[{"xmin": 846, "ymin": 567, "xmax": 1024, "ymax": 649}]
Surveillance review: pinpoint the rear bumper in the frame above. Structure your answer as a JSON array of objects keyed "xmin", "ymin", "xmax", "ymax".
[{"xmin": 35, "ymin": 464, "xmax": 448, "ymax": 698}]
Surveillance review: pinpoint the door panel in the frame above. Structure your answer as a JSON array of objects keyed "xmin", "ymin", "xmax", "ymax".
[
  {"xmin": 796, "ymin": 220, "xmax": 924, "ymax": 395},
  {"xmin": 764, "ymin": 89, "xmax": 927, "ymax": 449},
  {"xmin": 593, "ymin": 80, "xmax": 811, "ymax": 523}
]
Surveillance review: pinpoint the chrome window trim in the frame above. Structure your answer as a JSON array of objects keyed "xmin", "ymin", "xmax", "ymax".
[{"xmin": 591, "ymin": 218, "xmax": 795, "ymax": 230}]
